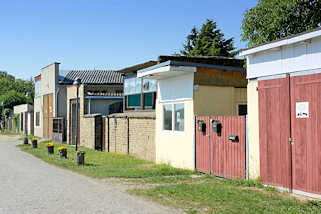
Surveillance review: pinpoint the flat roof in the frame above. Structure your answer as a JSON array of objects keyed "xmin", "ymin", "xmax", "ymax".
[
  {"xmin": 117, "ymin": 61, "xmax": 157, "ymax": 74},
  {"xmin": 138, "ymin": 60, "xmax": 245, "ymax": 74}
]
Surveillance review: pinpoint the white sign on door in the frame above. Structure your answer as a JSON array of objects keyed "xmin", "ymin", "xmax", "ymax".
[{"xmin": 296, "ymin": 102, "xmax": 309, "ymax": 118}]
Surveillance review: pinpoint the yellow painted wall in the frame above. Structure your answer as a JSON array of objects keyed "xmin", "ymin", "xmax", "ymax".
[
  {"xmin": 247, "ymin": 79, "xmax": 260, "ymax": 179},
  {"xmin": 155, "ymin": 99, "xmax": 195, "ymax": 169},
  {"xmin": 194, "ymin": 85, "xmax": 247, "ymax": 116}
]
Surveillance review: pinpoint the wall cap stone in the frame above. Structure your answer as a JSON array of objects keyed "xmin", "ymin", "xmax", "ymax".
[
  {"xmin": 83, "ymin": 113, "xmax": 102, "ymax": 118},
  {"xmin": 108, "ymin": 112, "xmax": 155, "ymax": 119}
]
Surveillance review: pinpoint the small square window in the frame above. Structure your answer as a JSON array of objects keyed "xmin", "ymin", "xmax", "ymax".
[{"xmin": 238, "ymin": 104, "xmax": 247, "ymax": 116}]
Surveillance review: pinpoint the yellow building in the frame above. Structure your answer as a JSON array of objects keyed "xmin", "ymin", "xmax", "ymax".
[{"xmin": 138, "ymin": 56, "xmax": 247, "ymax": 169}]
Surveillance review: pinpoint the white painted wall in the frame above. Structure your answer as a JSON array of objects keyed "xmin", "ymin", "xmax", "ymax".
[
  {"xmin": 247, "ymin": 36, "xmax": 321, "ymax": 79},
  {"xmin": 158, "ymin": 73, "xmax": 194, "ymax": 102},
  {"xmin": 155, "ymin": 73, "xmax": 195, "ymax": 169},
  {"xmin": 13, "ymin": 104, "xmax": 33, "ymax": 114}
]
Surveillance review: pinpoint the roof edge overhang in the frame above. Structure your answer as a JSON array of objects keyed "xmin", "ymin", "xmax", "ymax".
[
  {"xmin": 137, "ymin": 63, "xmax": 196, "ymax": 80},
  {"xmin": 239, "ymin": 28, "xmax": 321, "ymax": 56},
  {"xmin": 137, "ymin": 60, "xmax": 245, "ymax": 79},
  {"xmin": 85, "ymin": 96, "xmax": 123, "ymax": 99}
]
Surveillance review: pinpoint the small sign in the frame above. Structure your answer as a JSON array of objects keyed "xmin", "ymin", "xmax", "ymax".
[{"xmin": 296, "ymin": 102, "xmax": 309, "ymax": 118}]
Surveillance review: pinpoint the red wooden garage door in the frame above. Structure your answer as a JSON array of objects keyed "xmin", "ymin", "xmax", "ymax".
[
  {"xmin": 291, "ymin": 73, "xmax": 321, "ymax": 195},
  {"xmin": 259, "ymin": 73, "xmax": 321, "ymax": 195},
  {"xmin": 258, "ymin": 76, "xmax": 292, "ymax": 189}
]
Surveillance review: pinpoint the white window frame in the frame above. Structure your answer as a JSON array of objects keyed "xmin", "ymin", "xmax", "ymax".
[
  {"xmin": 162, "ymin": 102, "xmax": 185, "ymax": 135},
  {"xmin": 237, "ymin": 103, "xmax": 247, "ymax": 116}
]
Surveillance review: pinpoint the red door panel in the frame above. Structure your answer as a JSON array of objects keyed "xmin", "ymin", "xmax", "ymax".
[
  {"xmin": 211, "ymin": 116, "xmax": 246, "ymax": 179},
  {"xmin": 195, "ymin": 116, "xmax": 246, "ymax": 179},
  {"xmin": 290, "ymin": 73, "xmax": 321, "ymax": 195},
  {"xmin": 258, "ymin": 76, "xmax": 292, "ymax": 189},
  {"xmin": 195, "ymin": 116, "xmax": 211, "ymax": 174}
]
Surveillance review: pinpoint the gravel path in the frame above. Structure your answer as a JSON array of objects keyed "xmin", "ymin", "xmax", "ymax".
[{"xmin": 0, "ymin": 135, "xmax": 179, "ymax": 214}]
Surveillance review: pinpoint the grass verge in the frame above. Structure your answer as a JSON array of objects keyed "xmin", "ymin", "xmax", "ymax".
[
  {"xmin": 17, "ymin": 142, "xmax": 193, "ymax": 178},
  {"xmin": 0, "ymin": 130, "xmax": 20, "ymax": 136},
  {"xmin": 130, "ymin": 178, "xmax": 321, "ymax": 214}
]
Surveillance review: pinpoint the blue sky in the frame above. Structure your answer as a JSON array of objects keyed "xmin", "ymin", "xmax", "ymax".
[{"xmin": 0, "ymin": 0, "xmax": 257, "ymax": 80}]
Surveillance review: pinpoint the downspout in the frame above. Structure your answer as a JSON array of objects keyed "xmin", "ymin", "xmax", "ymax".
[
  {"xmin": 246, "ymin": 115, "xmax": 249, "ymax": 180},
  {"xmin": 194, "ymin": 116, "xmax": 196, "ymax": 170},
  {"xmin": 127, "ymin": 116, "xmax": 130, "ymax": 155},
  {"xmin": 55, "ymin": 87, "xmax": 60, "ymax": 117},
  {"xmin": 88, "ymin": 98, "xmax": 91, "ymax": 114}
]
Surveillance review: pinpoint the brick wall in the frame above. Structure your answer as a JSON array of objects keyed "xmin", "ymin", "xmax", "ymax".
[
  {"xmin": 105, "ymin": 112, "xmax": 156, "ymax": 162},
  {"xmin": 80, "ymin": 114, "xmax": 96, "ymax": 149}
]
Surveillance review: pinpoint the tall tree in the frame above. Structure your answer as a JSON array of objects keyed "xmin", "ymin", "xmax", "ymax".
[
  {"xmin": 180, "ymin": 19, "xmax": 236, "ymax": 57},
  {"xmin": 0, "ymin": 71, "xmax": 34, "ymax": 118},
  {"xmin": 242, "ymin": 0, "xmax": 321, "ymax": 47}
]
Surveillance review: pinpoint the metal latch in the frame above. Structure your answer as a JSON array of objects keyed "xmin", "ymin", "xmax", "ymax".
[{"xmin": 289, "ymin": 137, "xmax": 294, "ymax": 145}]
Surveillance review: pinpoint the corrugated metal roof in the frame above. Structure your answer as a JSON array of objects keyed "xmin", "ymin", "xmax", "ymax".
[{"xmin": 61, "ymin": 70, "xmax": 123, "ymax": 85}]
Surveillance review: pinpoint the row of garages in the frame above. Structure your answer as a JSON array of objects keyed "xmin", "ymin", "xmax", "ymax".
[{"xmin": 9, "ymin": 28, "xmax": 321, "ymax": 199}]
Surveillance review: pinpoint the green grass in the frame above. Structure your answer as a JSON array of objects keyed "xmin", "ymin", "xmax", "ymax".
[
  {"xmin": 130, "ymin": 178, "xmax": 321, "ymax": 214},
  {"xmin": 18, "ymin": 135, "xmax": 41, "ymax": 140},
  {"xmin": 17, "ymin": 140, "xmax": 321, "ymax": 213},
  {"xmin": 0, "ymin": 130, "xmax": 20, "ymax": 135},
  {"xmin": 17, "ymin": 142, "xmax": 193, "ymax": 178},
  {"xmin": 132, "ymin": 174, "xmax": 212, "ymax": 184}
]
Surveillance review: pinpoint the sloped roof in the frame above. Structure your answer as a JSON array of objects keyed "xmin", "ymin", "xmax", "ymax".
[{"xmin": 61, "ymin": 70, "xmax": 123, "ymax": 85}]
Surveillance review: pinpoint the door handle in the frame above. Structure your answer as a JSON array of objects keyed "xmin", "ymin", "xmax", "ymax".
[{"xmin": 289, "ymin": 137, "xmax": 294, "ymax": 145}]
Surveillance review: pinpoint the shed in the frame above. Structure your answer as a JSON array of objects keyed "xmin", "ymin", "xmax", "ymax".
[
  {"xmin": 138, "ymin": 56, "xmax": 247, "ymax": 169},
  {"xmin": 60, "ymin": 69, "xmax": 124, "ymax": 148},
  {"xmin": 239, "ymin": 27, "xmax": 321, "ymax": 198},
  {"xmin": 13, "ymin": 104, "xmax": 34, "ymax": 136}
]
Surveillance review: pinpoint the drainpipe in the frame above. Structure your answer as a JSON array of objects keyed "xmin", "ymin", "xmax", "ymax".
[
  {"xmin": 55, "ymin": 87, "xmax": 60, "ymax": 117},
  {"xmin": 88, "ymin": 98, "xmax": 91, "ymax": 114},
  {"xmin": 245, "ymin": 115, "xmax": 249, "ymax": 180}
]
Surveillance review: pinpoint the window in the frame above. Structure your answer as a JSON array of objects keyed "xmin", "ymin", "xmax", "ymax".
[
  {"xmin": 124, "ymin": 78, "xmax": 142, "ymax": 94},
  {"xmin": 163, "ymin": 104, "xmax": 172, "ymax": 131},
  {"xmin": 124, "ymin": 77, "xmax": 157, "ymax": 111},
  {"xmin": 237, "ymin": 104, "xmax": 247, "ymax": 116},
  {"xmin": 35, "ymin": 81, "xmax": 41, "ymax": 97},
  {"xmin": 144, "ymin": 92, "xmax": 154, "ymax": 107},
  {"xmin": 163, "ymin": 103, "xmax": 185, "ymax": 132},
  {"xmin": 36, "ymin": 112, "xmax": 40, "ymax": 126},
  {"xmin": 174, "ymin": 103, "xmax": 184, "ymax": 131},
  {"xmin": 127, "ymin": 94, "xmax": 142, "ymax": 107},
  {"xmin": 143, "ymin": 79, "xmax": 156, "ymax": 92}
]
